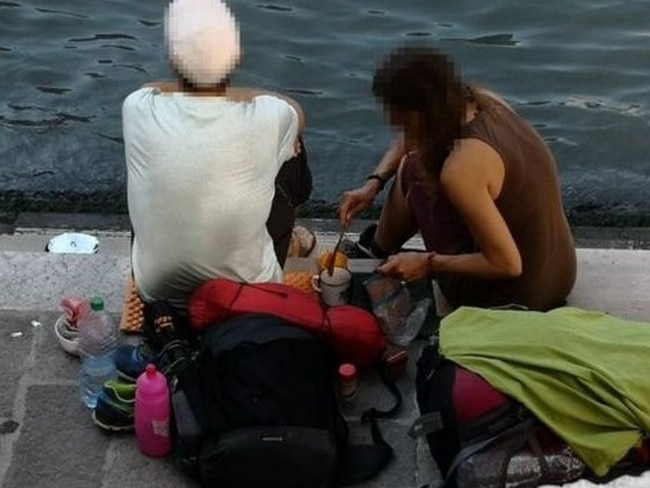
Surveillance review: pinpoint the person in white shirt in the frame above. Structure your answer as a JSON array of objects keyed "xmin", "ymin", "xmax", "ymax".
[{"xmin": 123, "ymin": 0, "xmax": 311, "ymax": 314}]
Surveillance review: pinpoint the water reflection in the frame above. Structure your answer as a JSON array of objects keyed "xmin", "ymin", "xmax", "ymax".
[
  {"xmin": 34, "ymin": 8, "xmax": 89, "ymax": 19},
  {"xmin": 69, "ymin": 34, "xmax": 138, "ymax": 42},
  {"xmin": 255, "ymin": 4, "xmax": 293, "ymax": 12}
]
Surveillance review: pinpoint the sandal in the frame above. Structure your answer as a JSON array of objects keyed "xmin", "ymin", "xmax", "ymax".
[{"xmin": 287, "ymin": 225, "xmax": 317, "ymax": 258}]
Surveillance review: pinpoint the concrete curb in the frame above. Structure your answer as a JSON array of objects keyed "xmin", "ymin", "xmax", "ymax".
[{"xmin": 5, "ymin": 212, "xmax": 650, "ymax": 250}]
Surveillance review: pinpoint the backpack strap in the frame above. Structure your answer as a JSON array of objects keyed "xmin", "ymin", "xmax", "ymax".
[
  {"xmin": 336, "ymin": 442, "xmax": 393, "ymax": 486},
  {"xmin": 465, "ymin": 419, "xmax": 552, "ymax": 488},
  {"xmin": 525, "ymin": 426, "xmax": 552, "ymax": 479},
  {"xmin": 445, "ymin": 414, "xmax": 539, "ymax": 482},
  {"xmin": 362, "ymin": 358, "xmax": 404, "ymax": 423},
  {"xmin": 336, "ymin": 359, "xmax": 403, "ymax": 486},
  {"xmin": 458, "ymin": 402, "xmax": 524, "ymax": 441},
  {"xmin": 407, "ymin": 412, "xmax": 444, "ymax": 438}
]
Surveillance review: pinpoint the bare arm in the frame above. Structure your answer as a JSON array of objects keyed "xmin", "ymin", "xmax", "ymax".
[
  {"xmin": 433, "ymin": 138, "xmax": 521, "ymax": 278},
  {"xmin": 372, "ymin": 134, "xmax": 406, "ymax": 186},
  {"xmin": 378, "ymin": 138, "xmax": 521, "ymax": 281},
  {"xmin": 339, "ymin": 135, "xmax": 406, "ymax": 225}
]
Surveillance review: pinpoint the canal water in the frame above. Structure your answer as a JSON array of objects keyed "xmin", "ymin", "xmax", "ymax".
[{"xmin": 2, "ymin": 0, "xmax": 650, "ymax": 225}]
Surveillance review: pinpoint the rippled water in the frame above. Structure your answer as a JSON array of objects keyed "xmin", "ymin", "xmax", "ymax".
[{"xmin": 2, "ymin": 0, "xmax": 650, "ymax": 224}]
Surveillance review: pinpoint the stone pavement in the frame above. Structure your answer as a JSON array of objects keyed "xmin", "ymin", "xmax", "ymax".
[
  {"xmin": 3, "ymin": 214, "xmax": 650, "ymax": 488},
  {"xmin": 0, "ymin": 307, "xmax": 436, "ymax": 488}
]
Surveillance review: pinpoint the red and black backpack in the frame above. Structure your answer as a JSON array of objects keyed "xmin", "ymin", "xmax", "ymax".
[{"xmin": 409, "ymin": 340, "xmax": 587, "ymax": 488}]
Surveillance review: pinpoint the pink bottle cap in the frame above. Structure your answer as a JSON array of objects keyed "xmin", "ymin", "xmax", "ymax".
[
  {"xmin": 145, "ymin": 363, "xmax": 157, "ymax": 377},
  {"xmin": 338, "ymin": 363, "xmax": 357, "ymax": 380}
]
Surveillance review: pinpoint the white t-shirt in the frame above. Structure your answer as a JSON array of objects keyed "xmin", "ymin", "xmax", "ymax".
[{"xmin": 123, "ymin": 87, "xmax": 299, "ymax": 312}]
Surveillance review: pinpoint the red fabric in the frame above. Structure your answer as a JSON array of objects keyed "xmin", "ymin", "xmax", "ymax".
[
  {"xmin": 188, "ymin": 278, "xmax": 387, "ymax": 368},
  {"xmin": 452, "ymin": 366, "xmax": 510, "ymax": 424},
  {"xmin": 631, "ymin": 441, "xmax": 650, "ymax": 465}
]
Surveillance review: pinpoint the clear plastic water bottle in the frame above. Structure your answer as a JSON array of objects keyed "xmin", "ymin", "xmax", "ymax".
[{"xmin": 78, "ymin": 296, "xmax": 118, "ymax": 408}]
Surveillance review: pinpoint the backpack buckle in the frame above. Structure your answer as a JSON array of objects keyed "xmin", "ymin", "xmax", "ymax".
[{"xmin": 408, "ymin": 412, "xmax": 444, "ymax": 438}]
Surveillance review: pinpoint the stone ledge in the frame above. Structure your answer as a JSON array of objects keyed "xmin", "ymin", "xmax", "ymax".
[
  {"xmin": 5, "ymin": 212, "xmax": 650, "ymax": 250},
  {"xmin": 3, "ymin": 249, "xmax": 650, "ymax": 323}
]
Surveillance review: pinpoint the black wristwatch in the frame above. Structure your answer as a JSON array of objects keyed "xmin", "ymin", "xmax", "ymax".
[{"xmin": 365, "ymin": 174, "xmax": 387, "ymax": 191}]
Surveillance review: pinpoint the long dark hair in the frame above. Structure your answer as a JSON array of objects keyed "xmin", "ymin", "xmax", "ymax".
[{"xmin": 372, "ymin": 46, "xmax": 467, "ymax": 178}]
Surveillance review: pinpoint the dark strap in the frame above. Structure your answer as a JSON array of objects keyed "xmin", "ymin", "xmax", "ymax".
[
  {"xmin": 459, "ymin": 402, "xmax": 523, "ymax": 441},
  {"xmin": 445, "ymin": 415, "xmax": 538, "ymax": 482},
  {"xmin": 491, "ymin": 424, "xmax": 543, "ymax": 487},
  {"xmin": 336, "ymin": 442, "xmax": 393, "ymax": 486},
  {"xmin": 361, "ymin": 359, "xmax": 404, "ymax": 423},
  {"xmin": 526, "ymin": 428, "xmax": 552, "ymax": 479},
  {"xmin": 408, "ymin": 411, "xmax": 444, "ymax": 438},
  {"xmin": 336, "ymin": 359, "xmax": 403, "ymax": 486}
]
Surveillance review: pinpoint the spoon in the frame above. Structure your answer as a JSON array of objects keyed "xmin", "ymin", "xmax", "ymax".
[{"xmin": 327, "ymin": 222, "xmax": 349, "ymax": 276}]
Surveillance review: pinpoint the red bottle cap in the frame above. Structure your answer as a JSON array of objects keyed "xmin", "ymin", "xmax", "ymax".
[{"xmin": 338, "ymin": 363, "xmax": 357, "ymax": 380}]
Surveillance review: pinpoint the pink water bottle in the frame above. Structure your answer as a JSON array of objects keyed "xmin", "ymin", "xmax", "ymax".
[{"xmin": 135, "ymin": 364, "xmax": 171, "ymax": 457}]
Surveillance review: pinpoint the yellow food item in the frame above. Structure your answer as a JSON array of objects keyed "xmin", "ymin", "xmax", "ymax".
[
  {"xmin": 317, "ymin": 251, "xmax": 349, "ymax": 271},
  {"xmin": 284, "ymin": 271, "xmax": 318, "ymax": 296}
]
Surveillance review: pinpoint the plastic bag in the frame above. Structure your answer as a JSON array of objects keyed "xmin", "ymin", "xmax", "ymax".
[{"xmin": 363, "ymin": 274, "xmax": 430, "ymax": 346}]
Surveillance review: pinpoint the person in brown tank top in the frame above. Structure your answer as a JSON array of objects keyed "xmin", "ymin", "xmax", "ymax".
[{"xmin": 338, "ymin": 45, "xmax": 576, "ymax": 311}]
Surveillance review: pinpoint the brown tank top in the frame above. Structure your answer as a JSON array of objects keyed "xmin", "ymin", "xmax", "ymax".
[{"xmin": 403, "ymin": 102, "xmax": 576, "ymax": 311}]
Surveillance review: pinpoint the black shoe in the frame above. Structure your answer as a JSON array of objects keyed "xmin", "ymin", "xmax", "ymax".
[
  {"xmin": 340, "ymin": 224, "xmax": 389, "ymax": 259},
  {"xmin": 142, "ymin": 300, "xmax": 186, "ymax": 350},
  {"xmin": 339, "ymin": 238, "xmax": 372, "ymax": 259}
]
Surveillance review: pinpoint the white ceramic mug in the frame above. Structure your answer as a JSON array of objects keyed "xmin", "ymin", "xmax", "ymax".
[{"xmin": 311, "ymin": 267, "xmax": 352, "ymax": 306}]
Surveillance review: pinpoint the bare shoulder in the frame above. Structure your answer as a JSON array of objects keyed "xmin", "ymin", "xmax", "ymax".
[
  {"xmin": 441, "ymin": 138, "xmax": 504, "ymax": 196},
  {"xmin": 443, "ymin": 138, "xmax": 500, "ymax": 175}
]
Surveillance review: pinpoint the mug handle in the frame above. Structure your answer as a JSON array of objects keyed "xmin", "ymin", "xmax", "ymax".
[{"xmin": 311, "ymin": 274, "xmax": 321, "ymax": 293}]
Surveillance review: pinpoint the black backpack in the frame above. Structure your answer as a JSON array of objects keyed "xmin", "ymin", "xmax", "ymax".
[{"xmin": 171, "ymin": 313, "xmax": 397, "ymax": 488}]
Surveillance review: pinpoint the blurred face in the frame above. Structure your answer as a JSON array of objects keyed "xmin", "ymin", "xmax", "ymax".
[
  {"xmin": 384, "ymin": 104, "xmax": 407, "ymax": 128},
  {"xmin": 382, "ymin": 103, "xmax": 423, "ymax": 149}
]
